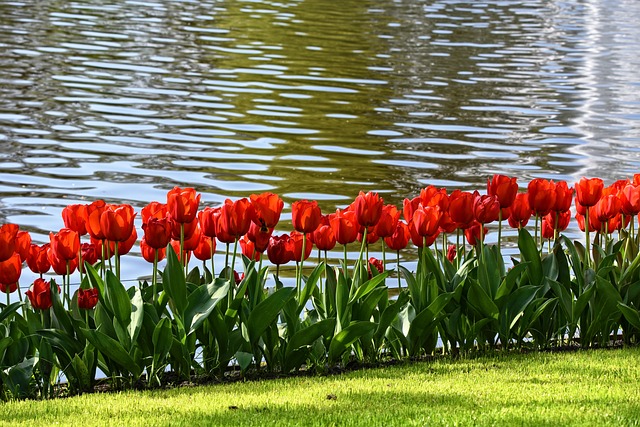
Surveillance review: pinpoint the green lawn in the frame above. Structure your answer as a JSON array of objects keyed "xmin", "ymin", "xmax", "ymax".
[{"xmin": 2, "ymin": 347, "xmax": 640, "ymax": 426}]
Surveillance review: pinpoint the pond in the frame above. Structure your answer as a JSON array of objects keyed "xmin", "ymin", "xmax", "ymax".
[{"xmin": 1, "ymin": 0, "xmax": 640, "ymax": 282}]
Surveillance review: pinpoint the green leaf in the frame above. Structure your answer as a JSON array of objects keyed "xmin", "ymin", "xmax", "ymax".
[
  {"xmin": 495, "ymin": 262, "xmax": 529, "ymax": 301},
  {"xmin": 152, "ymin": 318, "xmax": 173, "ymax": 368},
  {"xmin": 375, "ymin": 291, "xmax": 410, "ymax": 344},
  {"xmin": 285, "ymin": 318, "xmax": 336, "ymax": 371},
  {"xmin": 408, "ymin": 292, "xmax": 453, "ymax": 345},
  {"xmin": 247, "ymin": 287, "xmax": 295, "ymax": 346},
  {"xmin": 184, "ymin": 278, "xmax": 230, "ymax": 336},
  {"xmin": 80, "ymin": 328, "xmax": 142, "ymax": 378},
  {"xmin": 162, "ymin": 245, "xmax": 188, "ymax": 316},
  {"xmin": 105, "ymin": 270, "xmax": 132, "ymax": 329},
  {"xmin": 328, "ymin": 321, "xmax": 377, "ymax": 364},
  {"xmin": 128, "ymin": 287, "xmax": 144, "ymax": 343},
  {"xmin": 518, "ymin": 228, "xmax": 543, "ymax": 286},
  {"xmin": 0, "ymin": 302, "xmax": 22, "ymax": 323},
  {"xmin": 618, "ymin": 303, "xmax": 640, "ymax": 330},
  {"xmin": 235, "ymin": 351, "xmax": 253, "ymax": 373},
  {"xmin": 467, "ymin": 281, "xmax": 499, "ymax": 320},
  {"xmin": 505, "ymin": 285, "xmax": 539, "ymax": 329},
  {"xmin": 298, "ymin": 262, "xmax": 326, "ymax": 315},
  {"xmin": 348, "ymin": 272, "xmax": 389, "ymax": 305}
]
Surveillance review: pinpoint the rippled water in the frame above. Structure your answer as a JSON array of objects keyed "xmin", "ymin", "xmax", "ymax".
[{"xmin": 2, "ymin": 0, "xmax": 640, "ymax": 280}]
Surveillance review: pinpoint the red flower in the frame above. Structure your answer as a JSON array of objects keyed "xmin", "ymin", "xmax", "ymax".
[
  {"xmin": 80, "ymin": 242, "xmax": 100, "ymax": 272},
  {"xmin": 26, "ymin": 278, "xmax": 55, "ymax": 310},
  {"xmin": 250, "ymin": 192, "xmax": 284, "ymax": 229},
  {"xmin": 198, "ymin": 206, "xmax": 219, "ymax": 238},
  {"xmin": 27, "ymin": 244, "xmax": 51, "ymax": 275},
  {"xmin": 0, "ymin": 223, "xmax": 19, "ymax": 262},
  {"xmin": 543, "ymin": 210, "xmax": 571, "ymax": 234},
  {"xmin": 142, "ymin": 216, "xmax": 172, "ymax": 250},
  {"xmin": 438, "ymin": 212, "xmax": 458, "ymax": 234},
  {"xmin": 487, "ymin": 175, "xmax": 518, "ymax": 208},
  {"xmin": 507, "ymin": 193, "xmax": 531, "ymax": 229},
  {"xmin": 375, "ymin": 204, "xmax": 400, "ymax": 238},
  {"xmin": 409, "ymin": 226, "xmax": 438, "ymax": 248},
  {"xmin": 218, "ymin": 198, "xmax": 254, "ymax": 239},
  {"xmin": 353, "ymin": 191, "xmax": 384, "ymax": 227},
  {"xmin": 402, "ymin": 197, "xmax": 422, "ymax": 223},
  {"xmin": 91, "ymin": 236, "xmax": 115, "ymax": 259},
  {"xmin": 411, "ymin": 205, "xmax": 441, "ymax": 237},
  {"xmin": 575, "ymin": 177, "xmax": 604, "ymax": 207},
  {"xmin": 50, "ymin": 229, "xmax": 80, "ymax": 261},
  {"xmin": 141, "ymin": 202, "xmax": 167, "ymax": 223},
  {"xmin": 267, "ymin": 234, "xmax": 293, "ymax": 266},
  {"xmin": 464, "ymin": 222, "xmax": 487, "ymax": 246},
  {"xmin": 246, "ymin": 222, "xmax": 273, "ymax": 253},
  {"xmin": 288, "ymin": 231, "xmax": 312, "ymax": 263},
  {"xmin": 595, "ymin": 194, "xmax": 621, "ymax": 222},
  {"xmin": 171, "ymin": 217, "xmax": 198, "ymax": 241},
  {"xmin": 239, "ymin": 235, "xmax": 260, "ymax": 261},
  {"xmin": 330, "ymin": 209, "xmax": 359, "ymax": 245},
  {"xmin": 368, "ymin": 257, "xmax": 384, "ymax": 278},
  {"xmin": 448, "ymin": 190, "xmax": 476, "ymax": 229},
  {"xmin": 553, "ymin": 181, "xmax": 574, "ymax": 212},
  {"xmin": 357, "ymin": 227, "xmax": 380, "ymax": 244},
  {"xmin": 384, "ymin": 221, "xmax": 411, "ymax": 251},
  {"xmin": 48, "ymin": 245, "xmax": 78, "ymax": 275},
  {"xmin": 0, "ymin": 253, "xmax": 21, "ymax": 293},
  {"xmin": 78, "ymin": 288, "xmax": 99, "ymax": 310},
  {"xmin": 474, "ymin": 195, "xmax": 500, "ymax": 224},
  {"xmin": 181, "ymin": 225, "xmax": 202, "ymax": 252},
  {"xmin": 15, "ymin": 230, "xmax": 31, "ymax": 262},
  {"xmin": 62, "ymin": 204, "xmax": 88, "ymax": 235},
  {"xmin": 527, "ymin": 178, "xmax": 556, "ymax": 217},
  {"xmin": 169, "ymin": 240, "xmax": 191, "ymax": 264},
  {"xmin": 141, "ymin": 238, "xmax": 166, "ymax": 263},
  {"xmin": 86, "ymin": 200, "xmax": 107, "ymax": 240},
  {"xmin": 193, "ymin": 235, "xmax": 216, "ymax": 262},
  {"xmin": 292, "ymin": 200, "xmax": 322, "ymax": 233},
  {"xmin": 167, "ymin": 187, "xmax": 201, "ymax": 224},
  {"xmin": 620, "ymin": 184, "xmax": 640, "ymax": 216},
  {"xmin": 420, "ymin": 187, "xmax": 449, "ymax": 212},
  {"xmin": 312, "ymin": 224, "xmax": 336, "ymax": 252},
  {"xmin": 118, "ymin": 227, "xmax": 138, "ymax": 256},
  {"xmin": 447, "ymin": 245, "xmax": 457, "ymax": 262},
  {"xmin": 100, "ymin": 204, "xmax": 136, "ymax": 242}
]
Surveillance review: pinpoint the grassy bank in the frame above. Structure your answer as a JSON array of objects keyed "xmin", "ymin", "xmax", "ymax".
[{"xmin": 2, "ymin": 347, "xmax": 640, "ymax": 426}]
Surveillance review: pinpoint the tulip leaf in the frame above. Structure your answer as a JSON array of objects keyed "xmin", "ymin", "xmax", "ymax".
[
  {"xmin": 298, "ymin": 262, "xmax": 325, "ymax": 315},
  {"xmin": 105, "ymin": 270, "xmax": 131, "ymax": 329},
  {"xmin": 375, "ymin": 291, "xmax": 410, "ymax": 345},
  {"xmin": 152, "ymin": 317, "xmax": 173, "ymax": 370},
  {"xmin": 80, "ymin": 328, "xmax": 142, "ymax": 378},
  {"xmin": 328, "ymin": 321, "xmax": 377, "ymax": 364},
  {"xmin": 467, "ymin": 281, "xmax": 499, "ymax": 320},
  {"xmin": 38, "ymin": 328, "xmax": 84, "ymax": 357},
  {"xmin": 348, "ymin": 272, "xmax": 388, "ymax": 306},
  {"xmin": 408, "ymin": 292, "xmax": 453, "ymax": 346},
  {"xmin": 162, "ymin": 245, "xmax": 188, "ymax": 316},
  {"xmin": 505, "ymin": 285, "xmax": 539, "ymax": 329},
  {"xmin": 284, "ymin": 318, "xmax": 335, "ymax": 371},
  {"xmin": 85, "ymin": 263, "xmax": 108, "ymax": 312},
  {"xmin": 0, "ymin": 302, "xmax": 22, "ymax": 324},
  {"xmin": 618, "ymin": 302, "xmax": 640, "ymax": 330},
  {"xmin": 518, "ymin": 228, "xmax": 543, "ymax": 286},
  {"xmin": 184, "ymin": 278, "xmax": 229, "ymax": 336},
  {"xmin": 128, "ymin": 288, "xmax": 144, "ymax": 343},
  {"xmin": 495, "ymin": 262, "xmax": 529, "ymax": 301},
  {"xmin": 247, "ymin": 287, "xmax": 295, "ymax": 346}
]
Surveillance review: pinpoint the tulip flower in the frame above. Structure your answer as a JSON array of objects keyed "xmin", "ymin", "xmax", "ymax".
[
  {"xmin": 375, "ymin": 204, "xmax": 400, "ymax": 238},
  {"xmin": 79, "ymin": 242, "xmax": 100, "ymax": 273},
  {"xmin": 446, "ymin": 245, "xmax": 457, "ymax": 263},
  {"xmin": 141, "ymin": 201, "xmax": 168, "ymax": 223},
  {"xmin": 167, "ymin": 187, "xmax": 201, "ymax": 224},
  {"xmin": 402, "ymin": 197, "xmax": 422, "ymax": 223},
  {"xmin": 507, "ymin": 193, "xmax": 531, "ymax": 229},
  {"xmin": 312, "ymin": 223, "xmax": 336, "ymax": 252},
  {"xmin": 26, "ymin": 278, "xmax": 54, "ymax": 311},
  {"xmin": 292, "ymin": 200, "xmax": 322, "ymax": 233},
  {"xmin": 487, "ymin": 175, "xmax": 518, "ymax": 208},
  {"xmin": 142, "ymin": 216, "xmax": 172, "ymax": 250},
  {"xmin": 384, "ymin": 221, "xmax": 411, "ymax": 252},
  {"xmin": 575, "ymin": 177, "xmax": 604, "ymax": 207},
  {"xmin": 620, "ymin": 184, "xmax": 640, "ymax": 216},
  {"xmin": 239, "ymin": 235, "xmax": 260, "ymax": 262},
  {"xmin": 465, "ymin": 222, "xmax": 487, "ymax": 246},
  {"xmin": 411, "ymin": 205, "xmax": 441, "ymax": 239},
  {"xmin": 0, "ymin": 253, "xmax": 21, "ymax": 304},
  {"xmin": 194, "ymin": 235, "xmax": 216, "ymax": 263},
  {"xmin": 100, "ymin": 204, "xmax": 136, "ymax": 243},
  {"xmin": 474, "ymin": 195, "xmax": 500, "ymax": 225},
  {"xmin": 353, "ymin": 191, "xmax": 383, "ymax": 228},
  {"xmin": 50, "ymin": 229, "xmax": 80, "ymax": 261},
  {"xmin": 0, "ymin": 223, "xmax": 19, "ymax": 262},
  {"xmin": 527, "ymin": 179, "xmax": 556, "ymax": 251},
  {"xmin": 15, "ymin": 230, "xmax": 31, "ymax": 262},
  {"xmin": 250, "ymin": 192, "xmax": 284, "ymax": 229},
  {"xmin": 289, "ymin": 231, "xmax": 313, "ymax": 263},
  {"xmin": 141, "ymin": 238, "xmax": 166, "ymax": 263},
  {"xmin": 62, "ymin": 204, "xmax": 88, "ymax": 236},
  {"xmin": 246, "ymin": 222, "xmax": 273, "ymax": 253},
  {"xmin": 595, "ymin": 194, "xmax": 622, "ymax": 236},
  {"xmin": 330, "ymin": 209, "xmax": 359, "ymax": 246},
  {"xmin": 86, "ymin": 200, "xmax": 107, "ymax": 240},
  {"xmin": 27, "ymin": 243, "xmax": 51, "ymax": 276},
  {"xmin": 267, "ymin": 234, "xmax": 293, "ymax": 282},
  {"xmin": 78, "ymin": 288, "xmax": 99, "ymax": 310},
  {"xmin": 198, "ymin": 206, "xmax": 219, "ymax": 239},
  {"xmin": 368, "ymin": 257, "xmax": 384, "ymax": 279},
  {"xmin": 448, "ymin": 190, "xmax": 476, "ymax": 230},
  {"xmin": 553, "ymin": 181, "xmax": 574, "ymax": 213}
]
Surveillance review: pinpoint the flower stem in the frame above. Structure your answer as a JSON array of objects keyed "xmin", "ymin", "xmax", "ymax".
[
  {"xmin": 585, "ymin": 208, "xmax": 591, "ymax": 267},
  {"xmin": 396, "ymin": 250, "xmax": 401, "ymax": 290}
]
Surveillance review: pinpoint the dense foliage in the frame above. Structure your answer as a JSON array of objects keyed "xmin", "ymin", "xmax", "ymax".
[{"xmin": 1, "ymin": 175, "xmax": 640, "ymax": 399}]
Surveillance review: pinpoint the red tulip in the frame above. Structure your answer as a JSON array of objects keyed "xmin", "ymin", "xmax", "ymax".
[
  {"xmin": 312, "ymin": 224, "xmax": 336, "ymax": 252},
  {"xmin": 464, "ymin": 222, "xmax": 487, "ymax": 246},
  {"xmin": 80, "ymin": 243, "xmax": 100, "ymax": 272},
  {"xmin": 142, "ymin": 216, "xmax": 172, "ymax": 250},
  {"xmin": 575, "ymin": 177, "xmax": 604, "ymax": 207},
  {"xmin": 78, "ymin": 288, "xmax": 99, "ymax": 310},
  {"xmin": 330, "ymin": 209, "xmax": 359, "ymax": 245},
  {"xmin": 507, "ymin": 193, "xmax": 531, "ymax": 229},
  {"xmin": 49, "ymin": 229, "xmax": 80, "ymax": 261},
  {"xmin": 198, "ymin": 206, "xmax": 219, "ymax": 238},
  {"xmin": 409, "ymin": 226, "xmax": 438, "ymax": 248},
  {"xmin": 402, "ymin": 197, "xmax": 422, "ymax": 223},
  {"xmin": 420, "ymin": 187, "xmax": 449, "ymax": 212},
  {"xmin": 26, "ymin": 278, "xmax": 55, "ymax": 310},
  {"xmin": 0, "ymin": 253, "xmax": 21, "ymax": 293},
  {"xmin": 62, "ymin": 204, "xmax": 88, "ymax": 235},
  {"xmin": 553, "ymin": 181, "xmax": 574, "ymax": 212},
  {"xmin": 27, "ymin": 243, "xmax": 51, "ymax": 275},
  {"xmin": 595, "ymin": 194, "xmax": 621, "ymax": 222},
  {"xmin": 384, "ymin": 221, "xmax": 411, "ymax": 251},
  {"xmin": 141, "ymin": 238, "xmax": 166, "ymax": 263},
  {"xmin": 357, "ymin": 227, "xmax": 380, "ymax": 244},
  {"xmin": 48, "ymin": 245, "xmax": 78, "ymax": 275},
  {"xmin": 448, "ymin": 190, "xmax": 476, "ymax": 229},
  {"xmin": 543, "ymin": 210, "xmax": 571, "ymax": 234},
  {"xmin": 0, "ymin": 223, "xmax": 19, "ymax": 262},
  {"xmin": 288, "ymin": 231, "xmax": 313, "ymax": 262},
  {"xmin": 86, "ymin": 200, "xmax": 107, "ymax": 240},
  {"xmin": 368, "ymin": 257, "xmax": 384, "ymax": 278},
  {"xmin": 411, "ymin": 205, "xmax": 441, "ymax": 237},
  {"xmin": 267, "ymin": 234, "xmax": 293, "ymax": 266},
  {"xmin": 118, "ymin": 227, "xmax": 138, "ymax": 256},
  {"xmin": 239, "ymin": 235, "xmax": 260, "ymax": 261},
  {"xmin": 141, "ymin": 202, "xmax": 167, "ymax": 223},
  {"xmin": 375, "ymin": 204, "xmax": 400, "ymax": 238},
  {"xmin": 292, "ymin": 200, "xmax": 322, "ymax": 233},
  {"xmin": 250, "ymin": 192, "xmax": 284, "ymax": 229},
  {"xmin": 218, "ymin": 198, "xmax": 254, "ymax": 239},
  {"xmin": 487, "ymin": 175, "xmax": 518, "ymax": 208},
  {"xmin": 438, "ymin": 212, "xmax": 457, "ymax": 234},
  {"xmin": 527, "ymin": 178, "xmax": 556, "ymax": 216},
  {"xmin": 171, "ymin": 217, "xmax": 198, "ymax": 241},
  {"xmin": 474, "ymin": 195, "xmax": 500, "ymax": 224},
  {"xmin": 194, "ymin": 235, "xmax": 216, "ymax": 262},
  {"xmin": 91, "ymin": 236, "xmax": 115, "ymax": 260},
  {"xmin": 246, "ymin": 222, "xmax": 273, "ymax": 253},
  {"xmin": 15, "ymin": 230, "xmax": 31, "ymax": 262},
  {"xmin": 353, "ymin": 191, "xmax": 383, "ymax": 228},
  {"xmin": 181, "ymin": 225, "xmax": 202, "ymax": 252},
  {"xmin": 447, "ymin": 245, "xmax": 456, "ymax": 262},
  {"xmin": 167, "ymin": 187, "xmax": 201, "ymax": 224},
  {"xmin": 100, "ymin": 204, "xmax": 136, "ymax": 243},
  {"xmin": 620, "ymin": 185, "xmax": 640, "ymax": 216},
  {"xmin": 169, "ymin": 240, "xmax": 190, "ymax": 264}
]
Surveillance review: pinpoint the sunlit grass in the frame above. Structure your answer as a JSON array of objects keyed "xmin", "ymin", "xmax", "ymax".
[{"xmin": 2, "ymin": 347, "xmax": 640, "ymax": 426}]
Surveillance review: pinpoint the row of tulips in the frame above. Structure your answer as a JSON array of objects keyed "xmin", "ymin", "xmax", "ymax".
[{"xmin": 2, "ymin": 175, "xmax": 640, "ymax": 399}]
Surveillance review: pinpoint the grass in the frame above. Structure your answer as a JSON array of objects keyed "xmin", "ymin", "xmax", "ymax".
[{"xmin": 2, "ymin": 347, "xmax": 640, "ymax": 426}]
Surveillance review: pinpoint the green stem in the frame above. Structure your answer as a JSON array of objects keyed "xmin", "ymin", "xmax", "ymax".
[
  {"xmin": 66, "ymin": 260, "xmax": 71, "ymax": 307},
  {"xmin": 397, "ymin": 250, "xmax": 401, "ymax": 290},
  {"xmin": 534, "ymin": 215, "xmax": 539, "ymax": 252},
  {"xmin": 210, "ymin": 241, "xmax": 215, "ymax": 278},
  {"xmin": 323, "ymin": 250, "xmax": 328, "ymax": 294},
  {"xmin": 115, "ymin": 241, "xmax": 120, "ymax": 281},
  {"xmin": 225, "ymin": 243, "xmax": 230, "ymax": 279},
  {"xmin": 297, "ymin": 234, "xmax": 307, "ymax": 298},
  {"xmin": 152, "ymin": 249, "xmax": 158, "ymax": 305},
  {"xmin": 343, "ymin": 244, "xmax": 348, "ymax": 275},
  {"xmin": 585, "ymin": 208, "xmax": 591, "ymax": 268},
  {"xmin": 180, "ymin": 224, "xmax": 186, "ymax": 277},
  {"xmin": 498, "ymin": 210, "xmax": 503, "ymax": 248}
]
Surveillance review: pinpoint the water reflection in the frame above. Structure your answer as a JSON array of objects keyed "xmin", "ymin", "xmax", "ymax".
[{"xmin": 1, "ymin": 0, "xmax": 640, "ymax": 279}]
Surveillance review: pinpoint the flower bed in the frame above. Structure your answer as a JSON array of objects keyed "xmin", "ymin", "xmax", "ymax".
[{"xmin": 1, "ymin": 175, "xmax": 640, "ymax": 399}]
